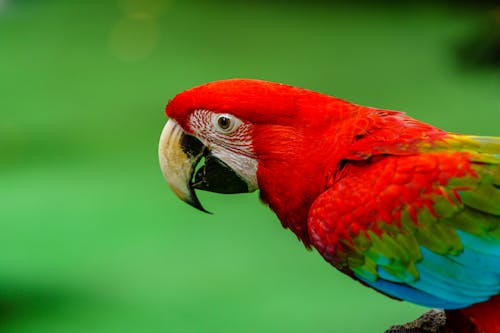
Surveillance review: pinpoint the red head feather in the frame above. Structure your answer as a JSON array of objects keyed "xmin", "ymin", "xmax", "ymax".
[{"xmin": 165, "ymin": 79, "xmax": 356, "ymax": 129}]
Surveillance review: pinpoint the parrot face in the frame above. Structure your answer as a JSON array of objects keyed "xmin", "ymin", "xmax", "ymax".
[{"xmin": 159, "ymin": 110, "xmax": 258, "ymax": 212}]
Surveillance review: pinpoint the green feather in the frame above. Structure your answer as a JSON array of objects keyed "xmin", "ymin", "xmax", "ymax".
[
  {"xmin": 338, "ymin": 134, "xmax": 500, "ymax": 290},
  {"xmin": 351, "ymin": 256, "xmax": 378, "ymax": 282},
  {"xmin": 364, "ymin": 231, "xmax": 410, "ymax": 266},
  {"xmin": 414, "ymin": 208, "xmax": 463, "ymax": 255},
  {"xmin": 352, "ymin": 230, "xmax": 372, "ymax": 252},
  {"xmin": 442, "ymin": 208, "xmax": 499, "ymax": 236},
  {"xmin": 394, "ymin": 233, "xmax": 422, "ymax": 262},
  {"xmin": 460, "ymin": 182, "xmax": 500, "ymax": 215}
]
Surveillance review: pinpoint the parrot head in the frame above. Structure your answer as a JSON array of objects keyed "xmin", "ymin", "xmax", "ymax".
[{"xmin": 159, "ymin": 79, "xmax": 362, "ymax": 243}]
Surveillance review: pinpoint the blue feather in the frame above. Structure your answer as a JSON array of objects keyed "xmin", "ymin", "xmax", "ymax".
[
  {"xmin": 357, "ymin": 275, "xmax": 470, "ymax": 309},
  {"xmin": 456, "ymin": 230, "xmax": 500, "ymax": 258},
  {"xmin": 448, "ymin": 247, "xmax": 500, "ymax": 273},
  {"xmin": 415, "ymin": 263, "xmax": 497, "ymax": 298},
  {"xmin": 418, "ymin": 247, "xmax": 500, "ymax": 288},
  {"xmin": 360, "ymin": 246, "xmax": 500, "ymax": 309}
]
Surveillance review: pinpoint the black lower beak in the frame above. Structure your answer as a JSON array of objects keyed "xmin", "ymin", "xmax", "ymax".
[
  {"xmin": 191, "ymin": 153, "xmax": 249, "ymax": 194},
  {"xmin": 159, "ymin": 119, "xmax": 251, "ymax": 214}
]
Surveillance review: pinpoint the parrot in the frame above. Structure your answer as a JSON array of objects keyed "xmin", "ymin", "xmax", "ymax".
[{"xmin": 158, "ymin": 79, "xmax": 500, "ymax": 333}]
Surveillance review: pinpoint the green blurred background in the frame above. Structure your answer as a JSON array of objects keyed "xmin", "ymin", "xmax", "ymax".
[{"xmin": 1, "ymin": 0, "xmax": 499, "ymax": 332}]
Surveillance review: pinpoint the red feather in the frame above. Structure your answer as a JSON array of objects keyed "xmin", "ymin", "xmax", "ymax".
[
  {"xmin": 461, "ymin": 295, "xmax": 500, "ymax": 333},
  {"xmin": 165, "ymin": 79, "xmax": 500, "ymax": 332}
]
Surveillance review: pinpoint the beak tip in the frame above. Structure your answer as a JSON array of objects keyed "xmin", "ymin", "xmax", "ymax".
[
  {"xmin": 186, "ymin": 193, "xmax": 212, "ymax": 214},
  {"xmin": 190, "ymin": 204, "xmax": 212, "ymax": 215}
]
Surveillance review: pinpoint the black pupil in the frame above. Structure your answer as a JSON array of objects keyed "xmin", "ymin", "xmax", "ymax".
[{"xmin": 218, "ymin": 116, "xmax": 230, "ymax": 129}]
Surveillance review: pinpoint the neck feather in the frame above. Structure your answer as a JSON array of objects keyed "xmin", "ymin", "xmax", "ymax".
[{"xmin": 252, "ymin": 94, "xmax": 446, "ymax": 247}]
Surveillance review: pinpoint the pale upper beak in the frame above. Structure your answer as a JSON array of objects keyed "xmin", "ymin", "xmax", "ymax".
[
  {"xmin": 158, "ymin": 119, "xmax": 208, "ymax": 212},
  {"xmin": 159, "ymin": 119, "xmax": 250, "ymax": 213}
]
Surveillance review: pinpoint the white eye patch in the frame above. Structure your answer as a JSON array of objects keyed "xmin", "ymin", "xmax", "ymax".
[{"xmin": 212, "ymin": 113, "xmax": 242, "ymax": 134}]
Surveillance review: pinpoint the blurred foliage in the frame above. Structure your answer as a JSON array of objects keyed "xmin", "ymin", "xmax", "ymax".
[
  {"xmin": 458, "ymin": 8, "xmax": 500, "ymax": 69},
  {"xmin": 0, "ymin": 0, "xmax": 499, "ymax": 332}
]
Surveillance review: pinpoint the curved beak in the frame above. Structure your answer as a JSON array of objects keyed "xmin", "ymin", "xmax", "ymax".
[
  {"xmin": 159, "ymin": 119, "xmax": 250, "ymax": 213},
  {"xmin": 158, "ymin": 119, "xmax": 208, "ymax": 212}
]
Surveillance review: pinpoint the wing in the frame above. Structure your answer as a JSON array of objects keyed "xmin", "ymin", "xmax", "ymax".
[{"xmin": 308, "ymin": 135, "xmax": 500, "ymax": 309}]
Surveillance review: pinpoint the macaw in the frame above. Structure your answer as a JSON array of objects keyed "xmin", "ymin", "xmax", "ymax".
[{"xmin": 158, "ymin": 79, "xmax": 500, "ymax": 332}]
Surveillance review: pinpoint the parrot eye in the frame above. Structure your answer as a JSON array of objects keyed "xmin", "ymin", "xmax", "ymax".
[
  {"xmin": 213, "ymin": 114, "xmax": 241, "ymax": 134},
  {"xmin": 218, "ymin": 116, "xmax": 230, "ymax": 129}
]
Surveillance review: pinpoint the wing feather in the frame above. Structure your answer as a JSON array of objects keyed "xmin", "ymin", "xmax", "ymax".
[{"xmin": 308, "ymin": 135, "xmax": 500, "ymax": 309}]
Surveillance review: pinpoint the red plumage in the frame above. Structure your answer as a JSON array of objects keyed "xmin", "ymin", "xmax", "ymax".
[
  {"xmin": 167, "ymin": 79, "xmax": 448, "ymax": 244},
  {"xmin": 460, "ymin": 295, "xmax": 500, "ymax": 333},
  {"xmin": 164, "ymin": 79, "xmax": 500, "ymax": 332}
]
